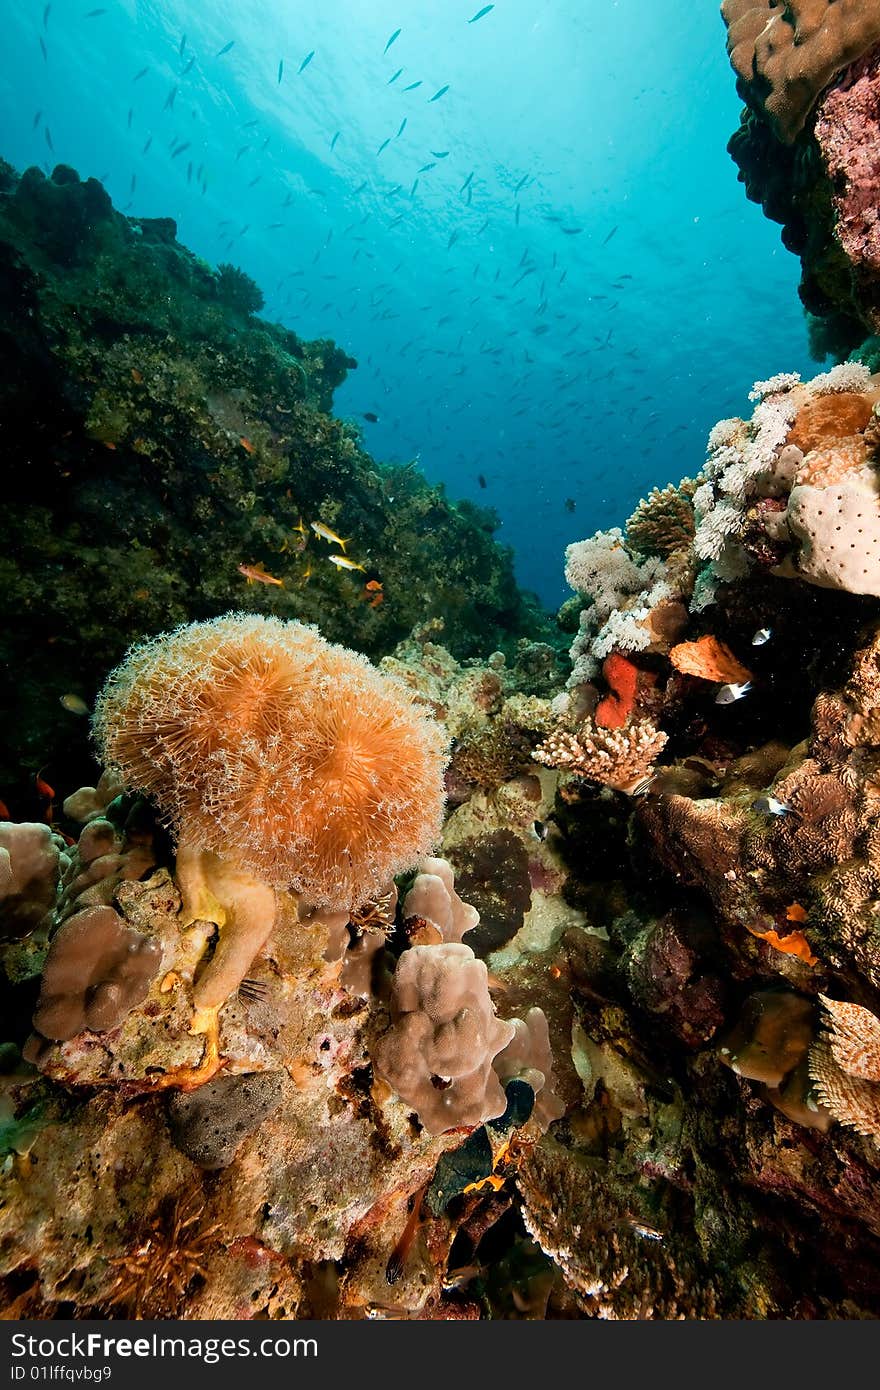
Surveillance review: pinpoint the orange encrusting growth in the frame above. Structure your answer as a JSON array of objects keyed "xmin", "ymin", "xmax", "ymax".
[
  {"xmin": 595, "ymin": 652, "xmax": 640, "ymax": 730},
  {"xmin": 669, "ymin": 635, "xmax": 753, "ymax": 685},
  {"xmin": 749, "ymin": 926, "xmax": 818, "ymax": 967},
  {"xmin": 93, "ymin": 614, "xmax": 449, "ymax": 909}
]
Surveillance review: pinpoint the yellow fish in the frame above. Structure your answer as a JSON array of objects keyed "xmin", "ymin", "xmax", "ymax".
[
  {"xmin": 311, "ymin": 521, "xmax": 350, "ymax": 551},
  {"xmin": 59, "ymin": 693, "xmax": 89, "ymax": 716},
  {"xmin": 328, "ymin": 554, "xmax": 366, "ymax": 573}
]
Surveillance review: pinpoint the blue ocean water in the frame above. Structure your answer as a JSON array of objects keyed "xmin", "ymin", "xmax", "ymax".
[{"xmin": 1, "ymin": 0, "xmax": 815, "ymax": 608}]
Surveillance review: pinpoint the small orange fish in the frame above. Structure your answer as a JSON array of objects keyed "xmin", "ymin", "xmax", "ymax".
[
  {"xmin": 35, "ymin": 768, "xmax": 55, "ymax": 825},
  {"xmin": 385, "ymin": 1184, "xmax": 427, "ymax": 1286},
  {"xmin": 131, "ymin": 368, "xmax": 143, "ymax": 384},
  {"xmin": 240, "ymin": 437, "xmax": 255, "ymax": 454},
  {"xmin": 0, "ymin": 799, "xmax": 11, "ymax": 821},
  {"xmin": 369, "ymin": 593, "xmax": 384, "ymax": 608},
  {"xmin": 35, "ymin": 768, "xmax": 55, "ymax": 802},
  {"xmin": 237, "ymin": 562, "xmax": 285, "ymax": 588},
  {"xmin": 364, "ymin": 579, "xmax": 383, "ymax": 592},
  {"xmin": 133, "ymin": 587, "xmax": 150, "ymax": 601},
  {"xmin": 104, "ymin": 441, "xmax": 117, "ymax": 450},
  {"xmin": 463, "ymin": 1173, "xmax": 507, "ymax": 1195}
]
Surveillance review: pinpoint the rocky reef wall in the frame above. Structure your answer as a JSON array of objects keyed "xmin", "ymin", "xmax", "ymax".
[{"xmin": 0, "ymin": 160, "xmax": 551, "ymax": 798}]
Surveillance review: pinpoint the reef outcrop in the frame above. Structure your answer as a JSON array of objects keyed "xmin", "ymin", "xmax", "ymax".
[
  {"xmin": 724, "ymin": 9, "xmax": 880, "ymax": 346},
  {"xmin": 0, "ymin": 159, "xmax": 551, "ymax": 796}
]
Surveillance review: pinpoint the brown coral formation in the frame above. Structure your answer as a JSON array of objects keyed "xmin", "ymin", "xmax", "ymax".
[
  {"xmin": 372, "ymin": 942, "xmax": 516, "ymax": 1135},
  {"xmin": 402, "ymin": 857, "xmax": 479, "ymax": 944},
  {"xmin": 625, "ymin": 482, "xmax": 696, "ymax": 559},
  {"xmin": 31, "ymin": 905, "xmax": 162, "ymax": 1041},
  {"xmin": 722, "ymin": 0, "xmax": 880, "ymax": 142},
  {"xmin": 0, "ymin": 822, "xmax": 65, "ymax": 939},
  {"xmin": 494, "ymin": 1008, "xmax": 564, "ymax": 1132},
  {"xmin": 809, "ymin": 995, "xmax": 880, "ymax": 1138}
]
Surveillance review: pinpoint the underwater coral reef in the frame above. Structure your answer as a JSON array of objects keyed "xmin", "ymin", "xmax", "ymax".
[{"xmin": 4, "ymin": 12, "xmax": 880, "ymax": 1325}]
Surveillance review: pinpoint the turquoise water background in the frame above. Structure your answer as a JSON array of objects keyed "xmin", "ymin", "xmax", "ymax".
[{"xmin": 1, "ymin": 0, "xmax": 815, "ymax": 605}]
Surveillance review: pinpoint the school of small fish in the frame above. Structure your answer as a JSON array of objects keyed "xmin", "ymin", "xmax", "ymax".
[{"xmin": 19, "ymin": 5, "xmax": 680, "ymax": 607}]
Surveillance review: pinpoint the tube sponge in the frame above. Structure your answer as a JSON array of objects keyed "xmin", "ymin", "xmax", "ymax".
[{"xmin": 92, "ymin": 614, "xmax": 448, "ymax": 909}]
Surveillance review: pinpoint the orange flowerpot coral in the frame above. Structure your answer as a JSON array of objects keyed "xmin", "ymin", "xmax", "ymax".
[{"xmin": 92, "ymin": 613, "xmax": 449, "ymax": 1014}]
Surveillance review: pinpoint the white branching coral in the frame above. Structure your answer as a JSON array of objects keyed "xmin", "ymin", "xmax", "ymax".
[
  {"xmin": 809, "ymin": 362, "xmax": 872, "ymax": 395},
  {"xmin": 590, "ymin": 579, "xmax": 675, "ymax": 660},
  {"xmin": 563, "ymin": 530, "xmax": 671, "ymax": 682},
  {"xmin": 748, "ymin": 372, "xmax": 801, "ymax": 402},
  {"xmin": 564, "ymin": 529, "xmax": 663, "ymax": 617},
  {"xmin": 693, "ymin": 389, "xmax": 798, "ymax": 577},
  {"xmin": 533, "ymin": 717, "xmax": 668, "ymax": 793}
]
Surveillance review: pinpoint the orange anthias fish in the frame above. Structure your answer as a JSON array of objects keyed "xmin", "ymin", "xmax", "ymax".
[
  {"xmin": 240, "ymin": 437, "xmax": 255, "ymax": 454},
  {"xmin": 364, "ymin": 578, "xmax": 384, "ymax": 608},
  {"xmin": 237, "ymin": 562, "xmax": 285, "ymax": 588},
  {"xmin": 35, "ymin": 768, "xmax": 55, "ymax": 824}
]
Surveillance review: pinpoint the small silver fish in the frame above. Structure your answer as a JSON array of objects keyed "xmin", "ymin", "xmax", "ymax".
[
  {"xmin": 715, "ymin": 680, "xmax": 752, "ymax": 705},
  {"xmin": 751, "ymin": 627, "xmax": 772, "ymax": 646},
  {"xmin": 59, "ymin": 693, "xmax": 89, "ymax": 716},
  {"xmin": 752, "ymin": 795, "xmax": 791, "ymax": 817},
  {"xmin": 629, "ymin": 1221, "xmax": 664, "ymax": 1242}
]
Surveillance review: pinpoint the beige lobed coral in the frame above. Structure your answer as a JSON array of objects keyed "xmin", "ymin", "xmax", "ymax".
[
  {"xmin": 0, "ymin": 822, "xmax": 66, "ymax": 939},
  {"xmin": 494, "ymin": 1007, "xmax": 564, "ymax": 1132},
  {"xmin": 722, "ymin": 0, "xmax": 880, "ymax": 142},
  {"xmin": 31, "ymin": 905, "xmax": 163, "ymax": 1041},
  {"xmin": 372, "ymin": 941, "xmax": 516, "ymax": 1135},
  {"xmin": 402, "ymin": 856, "xmax": 479, "ymax": 943}
]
